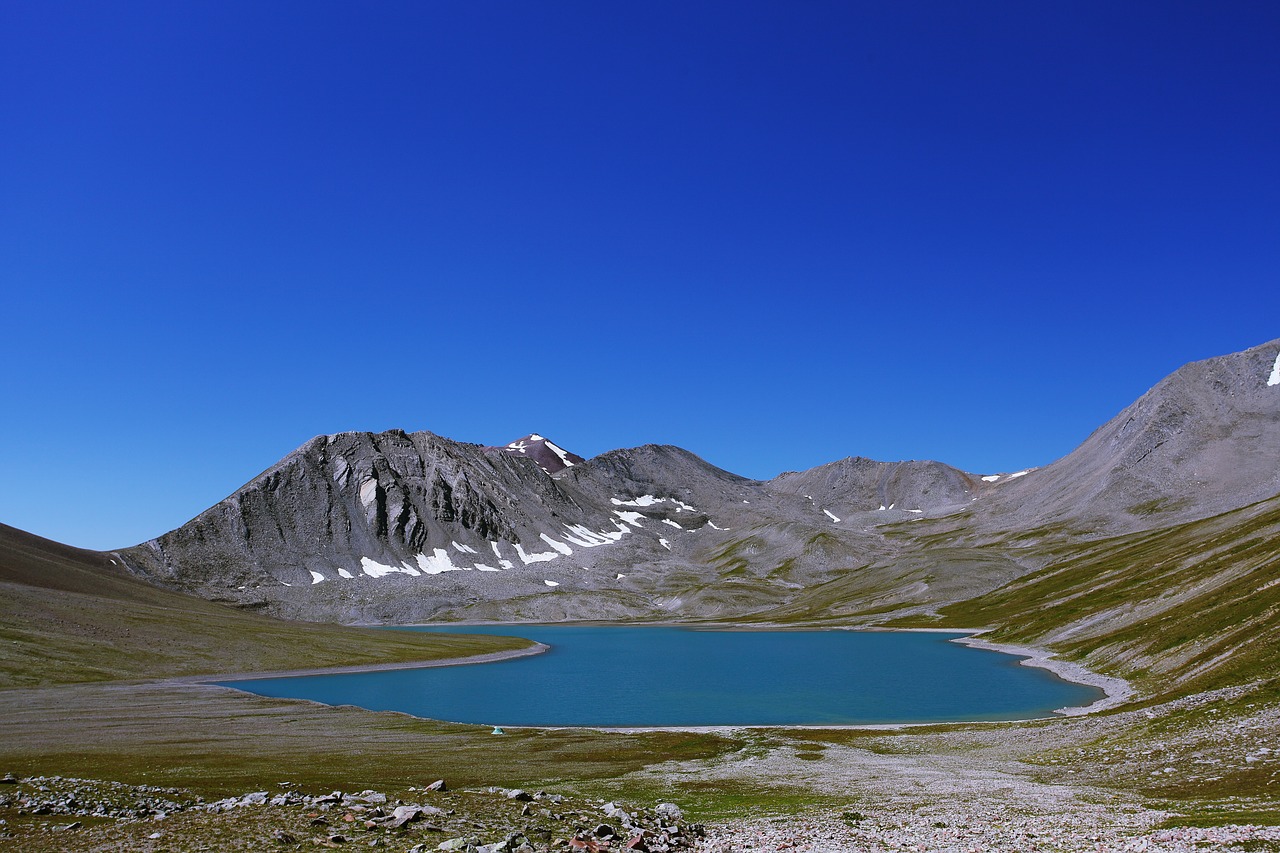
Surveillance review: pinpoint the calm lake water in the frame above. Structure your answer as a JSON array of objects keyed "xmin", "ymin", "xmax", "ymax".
[{"xmin": 218, "ymin": 625, "xmax": 1102, "ymax": 727}]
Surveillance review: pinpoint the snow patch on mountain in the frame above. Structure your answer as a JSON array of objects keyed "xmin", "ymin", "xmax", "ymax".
[
  {"xmin": 562, "ymin": 523, "xmax": 628, "ymax": 547},
  {"xmin": 823, "ymin": 509, "xmax": 841, "ymax": 522},
  {"xmin": 514, "ymin": 543, "xmax": 558, "ymax": 564},
  {"xmin": 309, "ymin": 571, "xmax": 325, "ymax": 584},
  {"xmin": 1269, "ymin": 352, "xmax": 1280, "ymax": 386},
  {"xmin": 487, "ymin": 542, "xmax": 517, "ymax": 570},
  {"xmin": 542, "ymin": 438, "xmax": 578, "ymax": 468},
  {"xmin": 540, "ymin": 534, "xmax": 573, "ymax": 555},
  {"xmin": 415, "ymin": 549, "xmax": 464, "ymax": 575},
  {"xmin": 612, "ymin": 495, "xmax": 663, "ymax": 507},
  {"xmin": 360, "ymin": 557, "xmax": 418, "ymax": 578},
  {"xmin": 613, "ymin": 495, "xmax": 700, "ymax": 516}
]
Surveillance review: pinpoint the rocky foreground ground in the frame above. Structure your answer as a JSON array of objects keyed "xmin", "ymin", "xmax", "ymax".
[
  {"xmin": 0, "ymin": 775, "xmax": 703, "ymax": 852},
  {"xmin": 3, "ymin": 770, "xmax": 1280, "ymax": 853},
  {"xmin": 3, "ymin": 680, "xmax": 1279, "ymax": 852}
]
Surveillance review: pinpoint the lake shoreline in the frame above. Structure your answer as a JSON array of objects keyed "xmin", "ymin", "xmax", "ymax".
[
  {"xmin": 948, "ymin": 632, "xmax": 1134, "ymax": 715},
  {"xmin": 170, "ymin": 641, "xmax": 550, "ymax": 684}
]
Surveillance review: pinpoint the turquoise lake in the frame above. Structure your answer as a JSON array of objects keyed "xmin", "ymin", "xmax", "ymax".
[{"xmin": 218, "ymin": 626, "xmax": 1102, "ymax": 727}]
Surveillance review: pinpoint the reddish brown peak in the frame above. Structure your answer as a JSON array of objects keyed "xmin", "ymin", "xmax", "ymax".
[{"xmin": 486, "ymin": 434, "xmax": 586, "ymax": 474}]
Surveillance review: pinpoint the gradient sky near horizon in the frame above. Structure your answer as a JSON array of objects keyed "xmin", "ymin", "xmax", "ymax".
[{"xmin": 4, "ymin": 2, "xmax": 1279, "ymax": 550}]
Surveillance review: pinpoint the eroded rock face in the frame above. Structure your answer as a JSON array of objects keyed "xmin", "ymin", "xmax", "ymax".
[{"xmin": 116, "ymin": 339, "xmax": 1280, "ymax": 625}]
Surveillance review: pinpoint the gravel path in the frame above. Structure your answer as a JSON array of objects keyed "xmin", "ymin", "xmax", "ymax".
[
  {"xmin": 632, "ymin": 701, "xmax": 1280, "ymax": 853},
  {"xmin": 696, "ymin": 810, "xmax": 1280, "ymax": 852}
]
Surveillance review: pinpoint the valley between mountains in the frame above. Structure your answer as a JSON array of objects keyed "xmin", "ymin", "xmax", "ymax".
[{"xmin": 2, "ymin": 338, "xmax": 1280, "ymax": 851}]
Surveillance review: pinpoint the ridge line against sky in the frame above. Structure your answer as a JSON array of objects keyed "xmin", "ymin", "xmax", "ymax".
[{"xmin": 3, "ymin": 1, "xmax": 1279, "ymax": 549}]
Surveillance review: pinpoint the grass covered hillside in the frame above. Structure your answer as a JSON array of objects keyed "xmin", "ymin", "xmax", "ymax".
[
  {"xmin": 927, "ymin": 493, "xmax": 1280, "ymax": 699},
  {"xmin": 0, "ymin": 522, "xmax": 532, "ymax": 687}
]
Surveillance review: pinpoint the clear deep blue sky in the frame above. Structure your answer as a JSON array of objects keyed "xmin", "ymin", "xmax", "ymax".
[{"xmin": 3, "ymin": 2, "xmax": 1279, "ymax": 550}]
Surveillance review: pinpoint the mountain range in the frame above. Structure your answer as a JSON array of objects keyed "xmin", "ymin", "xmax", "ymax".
[{"xmin": 109, "ymin": 338, "xmax": 1280, "ymax": 628}]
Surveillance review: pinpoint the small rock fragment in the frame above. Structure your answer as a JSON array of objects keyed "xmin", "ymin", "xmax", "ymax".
[{"xmin": 654, "ymin": 803, "xmax": 683, "ymax": 823}]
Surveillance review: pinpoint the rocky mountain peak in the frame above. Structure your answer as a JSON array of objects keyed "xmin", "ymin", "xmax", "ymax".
[{"xmin": 487, "ymin": 434, "xmax": 586, "ymax": 474}]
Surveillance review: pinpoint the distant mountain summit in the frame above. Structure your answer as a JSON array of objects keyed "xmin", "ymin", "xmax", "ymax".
[
  {"xmin": 486, "ymin": 434, "xmax": 585, "ymax": 474},
  {"xmin": 982, "ymin": 337, "xmax": 1280, "ymax": 532}
]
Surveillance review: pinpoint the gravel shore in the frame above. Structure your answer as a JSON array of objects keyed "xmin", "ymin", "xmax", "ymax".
[{"xmin": 950, "ymin": 633, "xmax": 1135, "ymax": 716}]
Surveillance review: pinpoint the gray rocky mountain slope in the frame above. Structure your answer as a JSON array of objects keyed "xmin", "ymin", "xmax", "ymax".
[
  {"xmin": 978, "ymin": 337, "xmax": 1280, "ymax": 534},
  {"xmin": 116, "ymin": 338, "xmax": 1280, "ymax": 624}
]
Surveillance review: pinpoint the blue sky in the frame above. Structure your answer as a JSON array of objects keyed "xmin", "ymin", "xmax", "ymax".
[{"xmin": 3, "ymin": 1, "xmax": 1279, "ymax": 550}]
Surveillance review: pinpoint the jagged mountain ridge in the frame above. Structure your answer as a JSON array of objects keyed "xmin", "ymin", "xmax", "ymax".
[
  {"xmin": 114, "ymin": 427, "xmax": 960, "ymax": 622},
  {"xmin": 116, "ymin": 338, "xmax": 1280, "ymax": 624}
]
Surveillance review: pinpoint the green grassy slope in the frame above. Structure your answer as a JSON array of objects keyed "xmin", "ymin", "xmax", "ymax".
[
  {"xmin": 0, "ymin": 522, "xmax": 531, "ymax": 687},
  {"xmin": 929, "ymin": 494, "xmax": 1280, "ymax": 696},
  {"xmin": 0, "ymin": 682, "xmax": 730, "ymax": 797}
]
